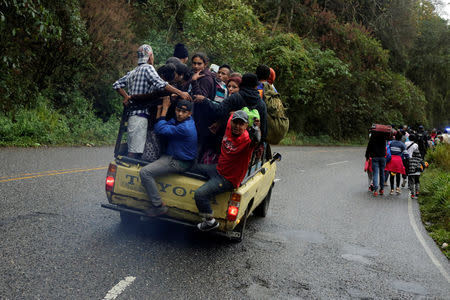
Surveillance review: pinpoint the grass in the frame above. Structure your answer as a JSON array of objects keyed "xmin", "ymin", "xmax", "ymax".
[
  {"xmin": 419, "ymin": 143, "xmax": 450, "ymax": 259},
  {"xmin": 279, "ymin": 131, "xmax": 367, "ymax": 146}
]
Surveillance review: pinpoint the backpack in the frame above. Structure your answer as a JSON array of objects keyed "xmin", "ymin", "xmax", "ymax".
[
  {"xmin": 416, "ymin": 132, "xmax": 427, "ymax": 152},
  {"xmin": 241, "ymin": 106, "xmax": 260, "ymax": 127},
  {"xmin": 370, "ymin": 124, "xmax": 392, "ymax": 138},
  {"xmin": 261, "ymin": 82, "xmax": 289, "ymax": 144},
  {"xmin": 386, "ymin": 142, "xmax": 392, "ymax": 163}
]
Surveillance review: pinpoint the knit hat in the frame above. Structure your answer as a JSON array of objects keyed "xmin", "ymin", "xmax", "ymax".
[
  {"xmin": 137, "ymin": 44, "xmax": 152, "ymax": 64},
  {"xmin": 173, "ymin": 43, "xmax": 189, "ymax": 59},
  {"xmin": 240, "ymin": 73, "xmax": 258, "ymax": 88}
]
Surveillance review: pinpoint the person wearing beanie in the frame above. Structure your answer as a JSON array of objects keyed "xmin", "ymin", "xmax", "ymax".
[
  {"xmin": 113, "ymin": 44, "xmax": 192, "ymax": 159},
  {"xmin": 173, "ymin": 43, "xmax": 189, "ymax": 63}
]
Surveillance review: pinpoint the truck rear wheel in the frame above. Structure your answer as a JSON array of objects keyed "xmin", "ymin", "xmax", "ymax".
[
  {"xmin": 254, "ymin": 185, "xmax": 272, "ymax": 217},
  {"xmin": 120, "ymin": 211, "xmax": 140, "ymax": 225}
]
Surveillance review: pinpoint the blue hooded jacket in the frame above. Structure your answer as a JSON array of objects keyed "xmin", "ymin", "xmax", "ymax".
[{"xmin": 154, "ymin": 116, "xmax": 197, "ymax": 160}]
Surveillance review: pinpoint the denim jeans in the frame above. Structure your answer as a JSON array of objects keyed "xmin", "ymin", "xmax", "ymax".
[
  {"xmin": 140, "ymin": 155, "xmax": 193, "ymax": 207},
  {"xmin": 192, "ymin": 164, "xmax": 234, "ymax": 218},
  {"xmin": 372, "ymin": 157, "xmax": 386, "ymax": 191}
]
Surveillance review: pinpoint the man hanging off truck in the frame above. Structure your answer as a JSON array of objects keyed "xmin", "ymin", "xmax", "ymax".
[
  {"xmin": 193, "ymin": 110, "xmax": 261, "ymax": 231},
  {"xmin": 139, "ymin": 98, "xmax": 197, "ymax": 216},
  {"xmin": 112, "ymin": 44, "xmax": 191, "ymax": 159}
]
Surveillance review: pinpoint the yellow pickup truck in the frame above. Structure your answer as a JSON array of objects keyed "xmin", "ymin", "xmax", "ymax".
[{"xmin": 101, "ymin": 108, "xmax": 281, "ymax": 242}]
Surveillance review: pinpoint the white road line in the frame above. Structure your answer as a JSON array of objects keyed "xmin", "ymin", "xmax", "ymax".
[
  {"xmin": 326, "ymin": 160, "xmax": 348, "ymax": 166},
  {"xmin": 274, "ymin": 178, "xmax": 281, "ymax": 182},
  {"xmin": 104, "ymin": 276, "xmax": 136, "ymax": 300},
  {"xmin": 408, "ymin": 197, "xmax": 450, "ymax": 283}
]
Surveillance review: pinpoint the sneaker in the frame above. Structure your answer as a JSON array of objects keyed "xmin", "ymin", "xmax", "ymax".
[
  {"xmin": 373, "ymin": 191, "xmax": 378, "ymax": 197},
  {"xmin": 415, "ymin": 193, "xmax": 419, "ymax": 197},
  {"xmin": 379, "ymin": 189, "xmax": 384, "ymax": 195},
  {"xmin": 144, "ymin": 204, "xmax": 168, "ymax": 217},
  {"xmin": 411, "ymin": 194, "xmax": 415, "ymax": 199},
  {"xmin": 390, "ymin": 189, "xmax": 394, "ymax": 195},
  {"xmin": 369, "ymin": 184, "xmax": 374, "ymax": 192},
  {"xmin": 197, "ymin": 219, "xmax": 219, "ymax": 231},
  {"xmin": 401, "ymin": 180, "xmax": 406, "ymax": 188},
  {"xmin": 396, "ymin": 187, "xmax": 401, "ymax": 194}
]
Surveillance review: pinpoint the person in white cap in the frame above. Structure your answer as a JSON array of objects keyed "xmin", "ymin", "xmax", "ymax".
[{"xmin": 113, "ymin": 44, "xmax": 191, "ymax": 159}]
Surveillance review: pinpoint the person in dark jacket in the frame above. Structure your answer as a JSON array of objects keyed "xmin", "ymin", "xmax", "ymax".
[
  {"xmin": 416, "ymin": 125, "xmax": 429, "ymax": 159},
  {"xmin": 186, "ymin": 53, "xmax": 217, "ymax": 157},
  {"xmin": 365, "ymin": 131, "xmax": 388, "ymax": 196},
  {"xmin": 139, "ymin": 98, "xmax": 197, "ymax": 216},
  {"xmin": 194, "ymin": 73, "xmax": 268, "ymax": 142}
]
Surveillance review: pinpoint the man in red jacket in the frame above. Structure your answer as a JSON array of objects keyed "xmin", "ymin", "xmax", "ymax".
[{"xmin": 193, "ymin": 110, "xmax": 261, "ymax": 231}]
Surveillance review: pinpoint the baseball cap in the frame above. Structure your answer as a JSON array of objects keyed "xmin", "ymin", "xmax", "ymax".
[
  {"xmin": 231, "ymin": 110, "xmax": 248, "ymax": 123},
  {"xmin": 137, "ymin": 44, "xmax": 153, "ymax": 64},
  {"xmin": 176, "ymin": 100, "xmax": 193, "ymax": 112}
]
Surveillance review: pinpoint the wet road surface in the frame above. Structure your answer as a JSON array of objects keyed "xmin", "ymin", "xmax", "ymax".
[{"xmin": 0, "ymin": 146, "xmax": 449, "ymax": 299}]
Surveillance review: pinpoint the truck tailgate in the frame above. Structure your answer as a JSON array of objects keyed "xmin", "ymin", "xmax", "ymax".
[{"xmin": 110, "ymin": 162, "xmax": 230, "ymax": 220}]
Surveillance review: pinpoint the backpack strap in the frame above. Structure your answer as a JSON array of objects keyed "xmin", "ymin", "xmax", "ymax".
[{"xmin": 406, "ymin": 142, "xmax": 415, "ymax": 150}]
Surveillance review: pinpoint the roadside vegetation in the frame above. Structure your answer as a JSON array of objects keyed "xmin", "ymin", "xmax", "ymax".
[
  {"xmin": 420, "ymin": 143, "xmax": 450, "ymax": 259},
  {"xmin": 280, "ymin": 132, "xmax": 367, "ymax": 146},
  {"xmin": 1, "ymin": 0, "xmax": 449, "ymax": 147}
]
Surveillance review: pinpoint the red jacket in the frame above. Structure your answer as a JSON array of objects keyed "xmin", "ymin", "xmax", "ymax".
[{"xmin": 217, "ymin": 116, "xmax": 255, "ymax": 188}]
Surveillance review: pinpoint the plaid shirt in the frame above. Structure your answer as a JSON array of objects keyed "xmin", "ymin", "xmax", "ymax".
[{"xmin": 113, "ymin": 63, "xmax": 167, "ymax": 116}]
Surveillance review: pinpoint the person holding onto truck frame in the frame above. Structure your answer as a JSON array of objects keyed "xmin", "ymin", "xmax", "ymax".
[
  {"xmin": 193, "ymin": 110, "xmax": 261, "ymax": 231},
  {"xmin": 113, "ymin": 44, "xmax": 191, "ymax": 159},
  {"xmin": 139, "ymin": 97, "xmax": 197, "ymax": 216}
]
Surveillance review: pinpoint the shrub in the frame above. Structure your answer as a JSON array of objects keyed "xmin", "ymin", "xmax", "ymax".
[
  {"xmin": 420, "ymin": 144, "xmax": 450, "ymax": 259},
  {"xmin": 425, "ymin": 143, "xmax": 450, "ymax": 171}
]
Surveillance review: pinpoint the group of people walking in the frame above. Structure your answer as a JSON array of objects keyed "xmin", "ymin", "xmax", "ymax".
[
  {"xmin": 112, "ymin": 43, "xmax": 277, "ymax": 231},
  {"xmin": 365, "ymin": 125, "xmax": 430, "ymax": 198}
]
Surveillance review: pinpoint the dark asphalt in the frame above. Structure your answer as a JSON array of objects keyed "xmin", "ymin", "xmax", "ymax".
[{"xmin": 0, "ymin": 146, "xmax": 449, "ymax": 299}]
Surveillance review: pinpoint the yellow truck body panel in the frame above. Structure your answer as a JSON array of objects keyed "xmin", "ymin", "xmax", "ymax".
[{"xmin": 105, "ymin": 156, "xmax": 277, "ymax": 233}]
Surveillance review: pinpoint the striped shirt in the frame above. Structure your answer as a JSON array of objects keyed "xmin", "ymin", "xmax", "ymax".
[
  {"xmin": 113, "ymin": 63, "xmax": 167, "ymax": 116},
  {"xmin": 389, "ymin": 140, "xmax": 408, "ymax": 157}
]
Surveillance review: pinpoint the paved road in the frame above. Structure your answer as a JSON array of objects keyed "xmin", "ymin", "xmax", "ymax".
[{"xmin": 0, "ymin": 146, "xmax": 449, "ymax": 299}]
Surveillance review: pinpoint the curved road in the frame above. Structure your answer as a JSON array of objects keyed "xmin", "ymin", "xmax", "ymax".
[{"xmin": 0, "ymin": 146, "xmax": 448, "ymax": 299}]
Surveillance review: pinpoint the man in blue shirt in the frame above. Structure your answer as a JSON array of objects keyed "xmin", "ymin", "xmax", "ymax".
[{"xmin": 139, "ymin": 98, "xmax": 197, "ymax": 216}]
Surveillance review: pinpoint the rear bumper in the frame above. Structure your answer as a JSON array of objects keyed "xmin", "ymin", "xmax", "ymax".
[{"xmin": 101, "ymin": 203, "xmax": 239, "ymax": 238}]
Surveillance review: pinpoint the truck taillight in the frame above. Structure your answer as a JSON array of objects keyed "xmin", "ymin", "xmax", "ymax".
[
  {"xmin": 227, "ymin": 206, "xmax": 239, "ymax": 221},
  {"xmin": 227, "ymin": 192, "xmax": 241, "ymax": 221},
  {"xmin": 105, "ymin": 163, "xmax": 117, "ymax": 192},
  {"xmin": 105, "ymin": 176, "xmax": 115, "ymax": 191}
]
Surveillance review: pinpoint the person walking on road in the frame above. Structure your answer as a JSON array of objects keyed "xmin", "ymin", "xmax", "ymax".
[
  {"xmin": 385, "ymin": 131, "xmax": 407, "ymax": 195},
  {"xmin": 365, "ymin": 131, "xmax": 388, "ymax": 196}
]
